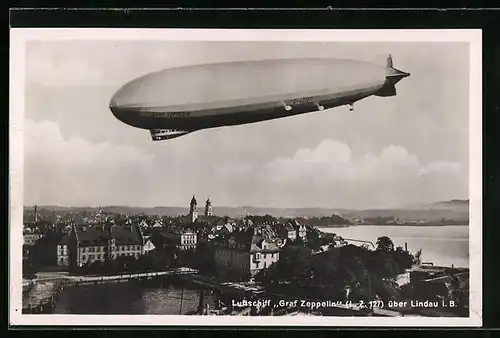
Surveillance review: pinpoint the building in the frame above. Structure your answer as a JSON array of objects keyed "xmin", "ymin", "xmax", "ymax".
[
  {"xmin": 213, "ymin": 227, "xmax": 281, "ymax": 279},
  {"xmin": 212, "ymin": 219, "xmax": 236, "ymax": 238},
  {"xmin": 139, "ymin": 219, "xmax": 150, "ymax": 229},
  {"xmin": 294, "ymin": 221, "xmax": 307, "ymax": 241},
  {"xmin": 284, "ymin": 222, "xmax": 297, "ymax": 241},
  {"xmin": 205, "ymin": 198, "xmax": 213, "ymax": 216},
  {"xmin": 189, "ymin": 195, "xmax": 199, "ymax": 223},
  {"xmin": 23, "ymin": 206, "xmax": 46, "ymax": 245},
  {"xmin": 57, "ymin": 235, "xmax": 70, "ymax": 267},
  {"xmin": 62, "ymin": 222, "xmax": 146, "ymax": 268},
  {"xmin": 181, "ymin": 195, "xmax": 217, "ymax": 225},
  {"xmin": 157, "ymin": 228, "xmax": 198, "ymax": 251},
  {"xmin": 151, "ymin": 220, "xmax": 163, "ymax": 228},
  {"xmin": 23, "ymin": 228, "xmax": 44, "ymax": 246},
  {"xmin": 143, "ymin": 236, "xmax": 156, "ymax": 254}
]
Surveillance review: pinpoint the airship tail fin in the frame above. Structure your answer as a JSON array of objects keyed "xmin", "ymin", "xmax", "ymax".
[
  {"xmin": 374, "ymin": 54, "xmax": 410, "ymax": 97},
  {"xmin": 372, "ymin": 53, "xmax": 393, "ymax": 69}
]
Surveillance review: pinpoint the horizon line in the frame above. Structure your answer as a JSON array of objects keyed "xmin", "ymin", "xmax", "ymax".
[{"xmin": 23, "ymin": 198, "xmax": 469, "ymax": 212}]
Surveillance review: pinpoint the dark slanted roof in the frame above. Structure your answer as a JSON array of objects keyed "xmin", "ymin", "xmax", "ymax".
[
  {"xmin": 76, "ymin": 224, "xmax": 143, "ymax": 246},
  {"xmin": 221, "ymin": 228, "xmax": 280, "ymax": 253},
  {"xmin": 112, "ymin": 225, "xmax": 142, "ymax": 245},
  {"xmin": 285, "ymin": 222, "xmax": 296, "ymax": 232},
  {"xmin": 76, "ymin": 227, "xmax": 110, "ymax": 246},
  {"xmin": 58, "ymin": 234, "xmax": 70, "ymax": 245},
  {"xmin": 160, "ymin": 232, "xmax": 181, "ymax": 243},
  {"xmin": 250, "ymin": 234, "xmax": 280, "ymax": 253}
]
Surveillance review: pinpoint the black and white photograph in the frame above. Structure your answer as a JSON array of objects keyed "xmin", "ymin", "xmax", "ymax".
[{"xmin": 9, "ymin": 29, "xmax": 482, "ymax": 327}]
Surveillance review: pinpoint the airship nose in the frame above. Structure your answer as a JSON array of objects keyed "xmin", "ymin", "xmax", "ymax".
[
  {"xmin": 109, "ymin": 105, "xmax": 123, "ymax": 121},
  {"xmin": 109, "ymin": 97, "xmax": 123, "ymax": 119},
  {"xmin": 109, "ymin": 89, "xmax": 128, "ymax": 122}
]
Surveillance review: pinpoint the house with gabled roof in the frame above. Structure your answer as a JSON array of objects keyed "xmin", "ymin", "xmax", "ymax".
[
  {"xmin": 213, "ymin": 227, "xmax": 281, "ymax": 279},
  {"xmin": 285, "ymin": 221, "xmax": 297, "ymax": 241},
  {"xmin": 61, "ymin": 222, "xmax": 146, "ymax": 268}
]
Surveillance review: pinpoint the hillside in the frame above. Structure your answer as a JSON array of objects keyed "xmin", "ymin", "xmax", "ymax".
[
  {"xmin": 25, "ymin": 199, "xmax": 469, "ymax": 224},
  {"xmin": 401, "ymin": 199, "xmax": 469, "ymax": 213}
]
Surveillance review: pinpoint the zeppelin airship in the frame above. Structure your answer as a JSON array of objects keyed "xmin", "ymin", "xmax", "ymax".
[{"xmin": 109, "ymin": 54, "xmax": 410, "ymax": 141}]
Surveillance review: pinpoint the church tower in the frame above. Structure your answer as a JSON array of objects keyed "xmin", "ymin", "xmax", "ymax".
[
  {"xmin": 205, "ymin": 198, "xmax": 213, "ymax": 216},
  {"xmin": 189, "ymin": 195, "xmax": 198, "ymax": 223},
  {"xmin": 34, "ymin": 205, "xmax": 38, "ymax": 224}
]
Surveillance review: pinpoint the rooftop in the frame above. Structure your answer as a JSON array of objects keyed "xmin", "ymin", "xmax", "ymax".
[{"xmin": 74, "ymin": 224, "xmax": 143, "ymax": 246}]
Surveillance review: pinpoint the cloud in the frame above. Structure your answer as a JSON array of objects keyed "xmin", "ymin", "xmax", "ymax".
[
  {"xmin": 23, "ymin": 119, "xmax": 155, "ymax": 206},
  {"xmin": 24, "ymin": 119, "xmax": 154, "ymax": 164},
  {"xmin": 419, "ymin": 161, "xmax": 462, "ymax": 176},
  {"xmin": 264, "ymin": 139, "xmax": 462, "ymax": 183}
]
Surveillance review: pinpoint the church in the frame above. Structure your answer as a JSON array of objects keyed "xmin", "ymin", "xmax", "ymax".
[{"xmin": 182, "ymin": 195, "xmax": 215, "ymax": 225}]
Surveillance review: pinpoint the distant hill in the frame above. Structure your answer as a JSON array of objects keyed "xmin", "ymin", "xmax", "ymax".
[
  {"xmin": 433, "ymin": 199, "xmax": 469, "ymax": 211},
  {"xmin": 398, "ymin": 199, "xmax": 469, "ymax": 213},
  {"xmin": 25, "ymin": 199, "xmax": 469, "ymax": 223}
]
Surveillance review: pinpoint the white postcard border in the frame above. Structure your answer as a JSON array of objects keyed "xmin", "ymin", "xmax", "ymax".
[{"xmin": 9, "ymin": 28, "xmax": 482, "ymax": 327}]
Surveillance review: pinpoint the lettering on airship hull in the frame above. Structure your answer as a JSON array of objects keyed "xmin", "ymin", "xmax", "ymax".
[
  {"xmin": 289, "ymin": 96, "xmax": 315, "ymax": 105},
  {"xmin": 153, "ymin": 111, "xmax": 191, "ymax": 118}
]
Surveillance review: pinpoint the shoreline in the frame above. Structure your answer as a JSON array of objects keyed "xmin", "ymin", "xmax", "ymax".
[{"xmin": 317, "ymin": 224, "xmax": 469, "ymax": 228}]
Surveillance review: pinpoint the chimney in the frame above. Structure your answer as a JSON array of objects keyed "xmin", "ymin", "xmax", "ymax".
[
  {"xmin": 404, "ymin": 242, "xmax": 408, "ymax": 252},
  {"xmin": 34, "ymin": 205, "xmax": 38, "ymax": 224}
]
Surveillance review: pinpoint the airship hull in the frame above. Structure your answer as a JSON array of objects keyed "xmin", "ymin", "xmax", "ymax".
[
  {"xmin": 109, "ymin": 56, "xmax": 409, "ymax": 140},
  {"xmin": 113, "ymin": 82, "xmax": 384, "ymax": 130}
]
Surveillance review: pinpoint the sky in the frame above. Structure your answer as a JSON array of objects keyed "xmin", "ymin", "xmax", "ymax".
[{"xmin": 23, "ymin": 40, "xmax": 470, "ymax": 209}]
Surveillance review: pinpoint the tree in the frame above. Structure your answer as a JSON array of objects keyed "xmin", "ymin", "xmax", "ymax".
[
  {"xmin": 376, "ymin": 236, "xmax": 395, "ymax": 252},
  {"xmin": 306, "ymin": 230, "xmax": 322, "ymax": 251},
  {"xmin": 361, "ymin": 243, "xmax": 371, "ymax": 250},
  {"xmin": 413, "ymin": 249, "xmax": 422, "ymax": 266},
  {"xmin": 255, "ymin": 245, "xmax": 312, "ymax": 284}
]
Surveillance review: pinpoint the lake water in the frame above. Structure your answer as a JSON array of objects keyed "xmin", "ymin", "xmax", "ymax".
[
  {"xmin": 319, "ymin": 225, "xmax": 469, "ymax": 268},
  {"xmin": 53, "ymin": 281, "xmax": 213, "ymax": 314}
]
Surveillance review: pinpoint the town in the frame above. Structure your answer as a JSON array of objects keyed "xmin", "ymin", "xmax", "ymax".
[{"xmin": 22, "ymin": 196, "xmax": 469, "ymax": 317}]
